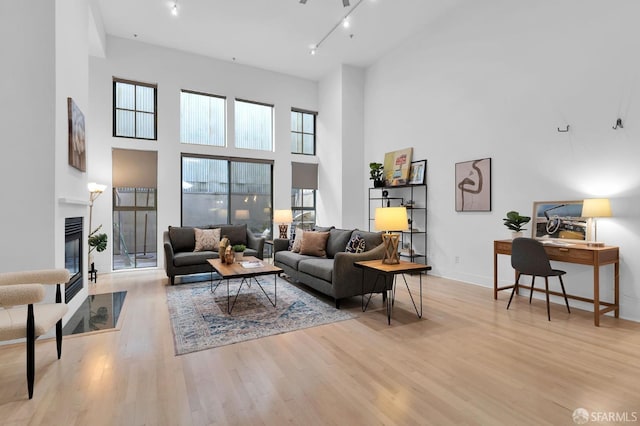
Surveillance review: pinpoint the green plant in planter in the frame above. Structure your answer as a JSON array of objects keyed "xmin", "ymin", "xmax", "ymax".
[
  {"xmin": 232, "ymin": 244, "xmax": 246, "ymax": 252},
  {"xmin": 88, "ymin": 225, "xmax": 108, "ymax": 253},
  {"xmin": 369, "ymin": 162, "xmax": 385, "ymax": 187},
  {"xmin": 503, "ymin": 211, "xmax": 531, "ymax": 232}
]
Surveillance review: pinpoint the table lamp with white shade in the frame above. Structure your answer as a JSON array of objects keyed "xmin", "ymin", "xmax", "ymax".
[
  {"xmin": 374, "ymin": 206, "xmax": 409, "ymax": 264},
  {"xmin": 581, "ymin": 198, "xmax": 612, "ymax": 246},
  {"xmin": 274, "ymin": 209, "xmax": 293, "ymax": 239}
]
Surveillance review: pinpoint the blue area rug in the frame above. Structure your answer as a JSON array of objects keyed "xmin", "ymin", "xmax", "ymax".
[{"xmin": 166, "ymin": 276, "xmax": 355, "ymax": 355}]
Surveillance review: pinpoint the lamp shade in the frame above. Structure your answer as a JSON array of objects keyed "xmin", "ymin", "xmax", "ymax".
[
  {"xmin": 581, "ymin": 198, "xmax": 612, "ymax": 218},
  {"xmin": 274, "ymin": 209, "xmax": 293, "ymax": 224},
  {"xmin": 374, "ymin": 207, "xmax": 409, "ymax": 232},
  {"xmin": 234, "ymin": 209, "xmax": 250, "ymax": 220},
  {"xmin": 87, "ymin": 182, "xmax": 107, "ymax": 193}
]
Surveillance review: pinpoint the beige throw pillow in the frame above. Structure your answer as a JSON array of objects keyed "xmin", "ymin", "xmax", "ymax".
[
  {"xmin": 299, "ymin": 231, "xmax": 330, "ymax": 257},
  {"xmin": 291, "ymin": 228, "xmax": 305, "ymax": 253},
  {"xmin": 194, "ymin": 228, "xmax": 221, "ymax": 252}
]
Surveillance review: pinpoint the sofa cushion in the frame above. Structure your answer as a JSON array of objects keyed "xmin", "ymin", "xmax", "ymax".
[
  {"xmin": 169, "ymin": 226, "xmax": 195, "ymax": 253},
  {"xmin": 313, "ymin": 225, "xmax": 335, "ymax": 232},
  {"xmin": 298, "ymin": 258, "xmax": 334, "ymax": 283},
  {"xmin": 275, "ymin": 251, "xmax": 316, "ymax": 270},
  {"xmin": 217, "ymin": 224, "xmax": 247, "ymax": 246},
  {"xmin": 326, "ymin": 228, "xmax": 354, "ymax": 258},
  {"xmin": 352, "ymin": 229, "xmax": 383, "ymax": 251},
  {"xmin": 291, "ymin": 228, "xmax": 305, "ymax": 253},
  {"xmin": 345, "ymin": 233, "xmax": 366, "ymax": 253},
  {"xmin": 299, "ymin": 231, "xmax": 330, "ymax": 257},
  {"xmin": 194, "ymin": 228, "xmax": 221, "ymax": 252},
  {"xmin": 173, "ymin": 250, "xmax": 217, "ymax": 267}
]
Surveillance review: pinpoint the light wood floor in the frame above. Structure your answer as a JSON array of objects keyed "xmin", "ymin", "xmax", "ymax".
[{"xmin": 1, "ymin": 270, "xmax": 639, "ymax": 425}]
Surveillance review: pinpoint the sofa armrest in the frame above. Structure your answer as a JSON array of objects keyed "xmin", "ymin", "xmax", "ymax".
[
  {"xmin": 163, "ymin": 231, "xmax": 176, "ymax": 276},
  {"xmin": 246, "ymin": 231, "xmax": 265, "ymax": 260},
  {"xmin": 273, "ymin": 238, "xmax": 290, "ymax": 253},
  {"xmin": 332, "ymin": 243, "xmax": 386, "ymax": 294}
]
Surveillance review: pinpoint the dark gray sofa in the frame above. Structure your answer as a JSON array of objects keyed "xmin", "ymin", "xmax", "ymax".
[
  {"xmin": 163, "ymin": 224, "xmax": 265, "ymax": 285},
  {"xmin": 273, "ymin": 228, "xmax": 385, "ymax": 308}
]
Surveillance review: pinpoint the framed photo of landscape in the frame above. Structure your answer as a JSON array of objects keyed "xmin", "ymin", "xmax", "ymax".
[
  {"xmin": 383, "ymin": 147, "xmax": 413, "ymax": 186},
  {"xmin": 67, "ymin": 97, "xmax": 86, "ymax": 172},
  {"xmin": 409, "ymin": 160, "xmax": 426, "ymax": 185},
  {"xmin": 455, "ymin": 157, "xmax": 491, "ymax": 212}
]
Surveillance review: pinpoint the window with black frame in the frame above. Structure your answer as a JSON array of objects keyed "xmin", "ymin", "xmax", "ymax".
[
  {"xmin": 181, "ymin": 155, "xmax": 273, "ymax": 239},
  {"xmin": 113, "ymin": 78, "xmax": 157, "ymax": 140},
  {"xmin": 291, "ymin": 108, "xmax": 316, "ymax": 155}
]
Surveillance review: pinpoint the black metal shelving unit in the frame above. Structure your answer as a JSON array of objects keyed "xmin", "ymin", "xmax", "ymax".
[{"xmin": 368, "ymin": 177, "xmax": 427, "ymax": 266}]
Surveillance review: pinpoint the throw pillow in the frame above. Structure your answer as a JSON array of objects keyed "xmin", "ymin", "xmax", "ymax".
[
  {"xmin": 299, "ymin": 231, "xmax": 330, "ymax": 257},
  {"xmin": 291, "ymin": 228, "xmax": 305, "ymax": 253},
  {"xmin": 345, "ymin": 233, "xmax": 366, "ymax": 254},
  {"xmin": 193, "ymin": 227, "xmax": 221, "ymax": 252}
]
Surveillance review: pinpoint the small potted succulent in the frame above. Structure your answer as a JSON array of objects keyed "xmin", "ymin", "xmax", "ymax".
[
  {"xmin": 503, "ymin": 211, "xmax": 531, "ymax": 239},
  {"xmin": 369, "ymin": 162, "xmax": 385, "ymax": 187},
  {"xmin": 232, "ymin": 244, "xmax": 246, "ymax": 261}
]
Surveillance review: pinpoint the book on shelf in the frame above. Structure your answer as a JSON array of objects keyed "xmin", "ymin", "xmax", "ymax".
[{"xmin": 240, "ymin": 260, "xmax": 263, "ymax": 269}]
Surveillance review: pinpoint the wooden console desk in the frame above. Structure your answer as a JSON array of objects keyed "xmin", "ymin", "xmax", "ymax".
[{"xmin": 493, "ymin": 239, "xmax": 619, "ymax": 326}]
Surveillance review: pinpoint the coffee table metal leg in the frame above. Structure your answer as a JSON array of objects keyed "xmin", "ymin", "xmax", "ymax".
[
  {"xmin": 253, "ymin": 276, "xmax": 277, "ymax": 308},
  {"xmin": 228, "ymin": 277, "xmax": 249, "ymax": 314}
]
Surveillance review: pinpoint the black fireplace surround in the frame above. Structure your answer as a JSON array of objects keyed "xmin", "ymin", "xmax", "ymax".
[{"xmin": 65, "ymin": 217, "xmax": 83, "ymax": 303}]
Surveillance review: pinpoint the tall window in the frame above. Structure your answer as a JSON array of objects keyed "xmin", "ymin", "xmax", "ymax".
[
  {"xmin": 180, "ymin": 90, "xmax": 226, "ymax": 146},
  {"xmin": 112, "ymin": 188, "xmax": 157, "ymax": 270},
  {"xmin": 235, "ymin": 99, "xmax": 273, "ymax": 151},
  {"xmin": 291, "ymin": 109, "xmax": 316, "ymax": 155},
  {"xmin": 182, "ymin": 155, "xmax": 273, "ymax": 238},
  {"xmin": 291, "ymin": 162, "xmax": 318, "ymax": 230},
  {"xmin": 113, "ymin": 78, "xmax": 157, "ymax": 140},
  {"xmin": 291, "ymin": 189, "xmax": 316, "ymax": 230}
]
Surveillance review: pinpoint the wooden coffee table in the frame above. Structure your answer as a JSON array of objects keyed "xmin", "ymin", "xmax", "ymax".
[{"xmin": 207, "ymin": 256, "xmax": 283, "ymax": 314}]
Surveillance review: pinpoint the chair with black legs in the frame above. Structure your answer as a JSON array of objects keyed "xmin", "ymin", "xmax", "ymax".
[{"xmin": 506, "ymin": 237, "xmax": 571, "ymax": 321}]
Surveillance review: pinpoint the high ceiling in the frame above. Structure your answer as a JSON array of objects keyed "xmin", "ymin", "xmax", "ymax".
[{"xmin": 95, "ymin": 0, "xmax": 458, "ymax": 81}]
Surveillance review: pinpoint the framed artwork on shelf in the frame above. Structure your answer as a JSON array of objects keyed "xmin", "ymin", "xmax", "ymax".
[
  {"xmin": 455, "ymin": 157, "xmax": 491, "ymax": 212},
  {"xmin": 409, "ymin": 160, "xmax": 426, "ymax": 185},
  {"xmin": 532, "ymin": 200, "xmax": 587, "ymax": 242},
  {"xmin": 383, "ymin": 147, "xmax": 413, "ymax": 186},
  {"xmin": 67, "ymin": 97, "xmax": 86, "ymax": 172}
]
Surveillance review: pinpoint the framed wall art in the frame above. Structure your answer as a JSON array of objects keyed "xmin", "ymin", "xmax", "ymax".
[
  {"xmin": 455, "ymin": 157, "xmax": 491, "ymax": 212},
  {"xmin": 68, "ymin": 97, "xmax": 86, "ymax": 172},
  {"xmin": 408, "ymin": 160, "xmax": 426, "ymax": 185},
  {"xmin": 383, "ymin": 147, "xmax": 413, "ymax": 186},
  {"xmin": 531, "ymin": 200, "xmax": 587, "ymax": 242}
]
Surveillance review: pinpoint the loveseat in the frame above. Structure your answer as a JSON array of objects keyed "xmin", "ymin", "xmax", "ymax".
[
  {"xmin": 163, "ymin": 224, "xmax": 265, "ymax": 285},
  {"xmin": 273, "ymin": 227, "xmax": 385, "ymax": 308}
]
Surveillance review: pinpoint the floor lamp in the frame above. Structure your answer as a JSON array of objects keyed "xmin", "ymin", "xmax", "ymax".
[
  {"xmin": 581, "ymin": 198, "xmax": 612, "ymax": 247},
  {"xmin": 374, "ymin": 206, "xmax": 408, "ymax": 264},
  {"xmin": 88, "ymin": 183, "xmax": 107, "ymax": 280}
]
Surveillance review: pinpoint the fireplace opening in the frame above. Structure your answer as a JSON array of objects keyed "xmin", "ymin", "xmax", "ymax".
[{"xmin": 65, "ymin": 217, "xmax": 83, "ymax": 303}]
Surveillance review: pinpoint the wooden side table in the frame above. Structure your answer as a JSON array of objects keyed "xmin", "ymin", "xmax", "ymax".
[{"xmin": 354, "ymin": 259, "xmax": 431, "ymax": 324}]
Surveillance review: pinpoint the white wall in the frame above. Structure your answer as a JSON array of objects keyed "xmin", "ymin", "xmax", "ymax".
[
  {"xmin": 364, "ymin": 0, "xmax": 640, "ymax": 320},
  {"xmin": 89, "ymin": 36, "xmax": 318, "ymax": 272},
  {"xmin": 0, "ymin": 0, "xmax": 90, "ymax": 327},
  {"xmin": 317, "ymin": 65, "xmax": 365, "ymax": 229},
  {"xmin": 0, "ymin": 1, "xmax": 56, "ymax": 271}
]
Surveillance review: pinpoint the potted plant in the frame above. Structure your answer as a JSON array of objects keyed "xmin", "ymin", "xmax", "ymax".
[
  {"xmin": 232, "ymin": 244, "xmax": 246, "ymax": 261},
  {"xmin": 503, "ymin": 211, "xmax": 531, "ymax": 239},
  {"xmin": 369, "ymin": 162, "xmax": 385, "ymax": 187}
]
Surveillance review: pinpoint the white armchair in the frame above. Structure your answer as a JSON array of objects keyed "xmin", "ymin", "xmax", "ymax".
[{"xmin": 0, "ymin": 269, "xmax": 70, "ymax": 399}]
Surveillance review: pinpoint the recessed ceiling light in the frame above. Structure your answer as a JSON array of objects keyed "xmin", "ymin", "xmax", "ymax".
[{"xmin": 342, "ymin": 18, "xmax": 350, "ymax": 28}]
